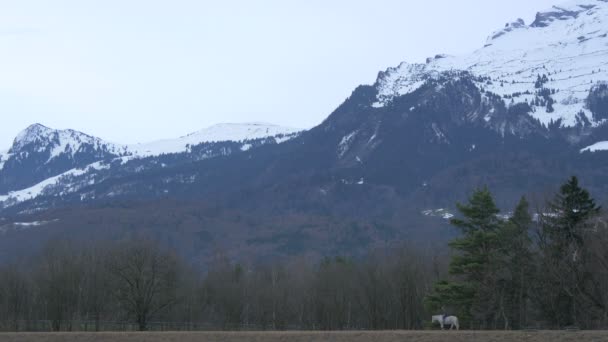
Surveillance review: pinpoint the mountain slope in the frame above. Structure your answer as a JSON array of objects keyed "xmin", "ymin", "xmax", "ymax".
[
  {"xmin": 374, "ymin": 0, "xmax": 608, "ymax": 128},
  {"xmin": 0, "ymin": 124, "xmax": 129, "ymax": 193},
  {"xmin": 128, "ymin": 122, "xmax": 300, "ymax": 157},
  {"xmin": 2, "ymin": 0, "xmax": 608, "ymax": 265},
  {"xmin": 0, "ymin": 123, "xmax": 300, "ymax": 208}
]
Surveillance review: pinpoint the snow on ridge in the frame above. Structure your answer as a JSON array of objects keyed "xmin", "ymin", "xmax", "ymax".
[
  {"xmin": 374, "ymin": 63, "xmax": 438, "ymax": 107},
  {"xmin": 1, "ymin": 122, "xmax": 302, "ymax": 163},
  {"xmin": 372, "ymin": 0, "xmax": 608, "ymax": 128},
  {"xmin": 530, "ymin": 0, "xmax": 606, "ymax": 28},
  {"xmin": 0, "ymin": 122, "xmax": 302, "ymax": 207},
  {"xmin": 581, "ymin": 141, "xmax": 608, "ymax": 152},
  {"xmin": 11, "ymin": 123, "xmax": 54, "ymax": 151},
  {"xmin": 0, "ymin": 161, "xmax": 110, "ymax": 205},
  {"xmin": 128, "ymin": 122, "xmax": 301, "ymax": 157},
  {"xmin": 9, "ymin": 123, "xmax": 130, "ymax": 159}
]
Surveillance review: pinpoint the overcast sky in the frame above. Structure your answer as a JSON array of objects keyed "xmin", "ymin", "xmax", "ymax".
[{"xmin": 0, "ymin": 0, "xmax": 559, "ymax": 148}]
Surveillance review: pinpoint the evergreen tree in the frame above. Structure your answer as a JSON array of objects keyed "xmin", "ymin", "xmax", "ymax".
[
  {"xmin": 427, "ymin": 188, "xmax": 503, "ymax": 328},
  {"xmin": 543, "ymin": 176, "xmax": 600, "ymax": 249},
  {"xmin": 498, "ymin": 197, "xmax": 534, "ymax": 329},
  {"xmin": 449, "ymin": 189, "xmax": 501, "ymax": 280},
  {"xmin": 538, "ymin": 176, "xmax": 600, "ymax": 327}
]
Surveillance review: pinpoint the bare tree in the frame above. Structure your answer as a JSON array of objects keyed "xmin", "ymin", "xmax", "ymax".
[
  {"xmin": 36, "ymin": 240, "xmax": 85, "ymax": 331},
  {"xmin": 391, "ymin": 247, "xmax": 433, "ymax": 330},
  {"xmin": 107, "ymin": 239, "xmax": 179, "ymax": 331},
  {"xmin": 203, "ymin": 255, "xmax": 246, "ymax": 329},
  {"xmin": 313, "ymin": 257, "xmax": 356, "ymax": 330},
  {"xmin": 80, "ymin": 243, "xmax": 112, "ymax": 331},
  {"xmin": 0, "ymin": 264, "xmax": 29, "ymax": 331}
]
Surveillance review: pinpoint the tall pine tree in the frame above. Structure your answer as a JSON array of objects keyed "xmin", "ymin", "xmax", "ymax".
[
  {"xmin": 498, "ymin": 197, "xmax": 534, "ymax": 329},
  {"xmin": 538, "ymin": 176, "xmax": 600, "ymax": 327},
  {"xmin": 427, "ymin": 188, "xmax": 503, "ymax": 329}
]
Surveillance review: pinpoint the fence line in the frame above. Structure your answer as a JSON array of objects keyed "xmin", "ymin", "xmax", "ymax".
[{"xmin": 0, "ymin": 320, "xmax": 315, "ymax": 332}]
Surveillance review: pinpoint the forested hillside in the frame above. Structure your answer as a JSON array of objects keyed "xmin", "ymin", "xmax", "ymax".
[{"xmin": 2, "ymin": 177, "xmax": 607, "ymax": 331}]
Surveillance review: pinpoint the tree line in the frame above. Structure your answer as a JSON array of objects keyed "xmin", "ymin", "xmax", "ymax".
[
  {"xmin": 0, "ymin": 176, "xmax": 607, "ymax": 331},
  {"xmin": 427, "ymin": 176, "xmax": 608, "ymax": 330},
  {"xmin": 0, "ymin": 238, "xmax": 441, "ymax": 332}
]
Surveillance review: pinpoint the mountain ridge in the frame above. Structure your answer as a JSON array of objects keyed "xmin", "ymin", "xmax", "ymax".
[
  {"xmin": 0, "ymin": 122, "xmax": 301, "ymax": 203},
  {"xmin": 1, "ymin": 0, "xmax": 608, "ymax": 265},
  {"xmin": 374, "ymin": 0, "xmax": 608, "ymax": 129}
]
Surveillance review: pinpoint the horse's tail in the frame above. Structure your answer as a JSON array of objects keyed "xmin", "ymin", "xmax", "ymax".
[{"xmin": 455, "ymin": 317, "xmax": 460, "ymax": 330}]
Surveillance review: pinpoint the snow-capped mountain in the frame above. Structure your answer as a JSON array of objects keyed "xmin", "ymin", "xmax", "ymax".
[
  {"xmin": 0, "ymin": 122, "xmax": 300, "ymax": 208},
  {"xmin": 3, "ymin": 0, "xmax": 608, "ymax": 266},
  {"xmin": 128, "ymin": 122, "xmax": 300, "ymax": 157},
  {"xmin": 374, "ymin": 0, "xmax": 608, "ymax": 128},
  {"xmin": 4, "ymin": 0, "xmax": 608, "ymax": 214},
  {"xmin": 0, "ymin": 124, "xmax": 130, "ymax": 193},
  {"xmin": 8, "ymin": 123, "xmax": 129, "ymax": 160}
]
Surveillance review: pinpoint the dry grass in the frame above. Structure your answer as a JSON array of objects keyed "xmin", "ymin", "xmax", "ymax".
[{"xmin": 1, "ymin": 331, "xmax": 608, "ymax": 342}]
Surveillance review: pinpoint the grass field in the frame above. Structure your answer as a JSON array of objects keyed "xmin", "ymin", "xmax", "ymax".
[{"xmin": 1, "ymin": 331, "xmax": 608, "ymax": 342}]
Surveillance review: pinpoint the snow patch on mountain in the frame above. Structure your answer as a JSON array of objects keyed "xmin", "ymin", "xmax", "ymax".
[
  {"xmin": 0, "ymin": 161, "xmax": 109, "ymax": 205},
  {"xmin": 422, "ymin": 208, "xmax": 455, "ymax": 220},
  {"xmin": 373, "ymin": 0, "xmax": 608, "ymax": 128},
  {"xmin": 128, "ymin": 123, "xmax": 300, "ymax": 157},
  {"xmin": 3, "ymin": 161, "xmax": 109, "ymax": 203},
  {"xmin": 374, "ymin": 64, "xmax": 439, "ymax": 107},
  {"xmin": 338, "ymin": 131, "xmax": 358, "ymax": 158},
  {"xmin": 0, "ymin": 219, "xmax": 58, "ymax": 234},
  {"xmin": 12, "ymin": 220, "xmax": 56, "ymax": 228},
  {"xmin": 581, "ymin": 141, "xmax": 608, "ymax": 152}
]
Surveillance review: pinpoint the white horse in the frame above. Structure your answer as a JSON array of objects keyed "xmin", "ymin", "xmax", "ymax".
[{"xmin": 431, "ymin": 315, "xmax": 459, "ymax": 330}]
